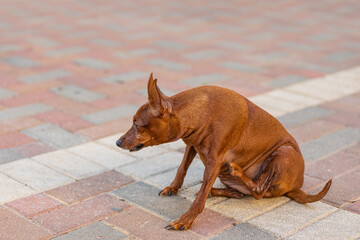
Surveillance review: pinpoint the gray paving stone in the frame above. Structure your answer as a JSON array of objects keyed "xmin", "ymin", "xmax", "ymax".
[
  {"xmin": 324, "ymin": 51, "xmax": 357, "ymax": 62},
  {"xmin": 19, "ymin": 69, "xmax": 71, "ymax": 83},
  {"xmin": 112, "ymin": 181, "xmax": 192, "ymax": 220},
  {"xmin": 2, "ymin": 56, "xmax": 40, "ymax": 68},
  {"xmin": 0, "ymin": 149, "xmax": 24, "ymax": 164},
  {"xmin": 295, "ymin": 62, "xmax": 337, "ymax": 74},
  {"xmin": 116, "ymin": 152, "xmax": 184, "ymax": 180},
  {"xmin": 266, "ymin": 75, "xmax": 308, "ymax": 88},
  {"xmin": 155, "ymin": 40, "xmax": 186, "ymax": 49},
  {"xmin": 278, "ymin": 106, "xmax": 334, "ymax": 128},
  {"xmin": 29, "ymin": 37, "xmax": 59, "ymax": 47},
  {"xmin": 218, "ymin": 41, "xmax": 252, "ymax": 51},
  {"xmin": 220, "ymin": 61, "xmax": 262, "ymax": 73},
  {"xmin": 307, "ymin": 33, "xmax": 335, "ymax": 42},
  {"xmin": 0, "ymin": 44, "xmax": 22, "ymax": 53},
  {"xmin": 0, "ymin": 103, "xmax": 52, "ymax": 122},
  {"xmin": 0, "ymin": 172, "xmax": 35, "ymax": 204},
  {"xmin": 145, "ymin": 159, "xmax": 204, "ymax": 189},
  {"xmin": 91, "ymin": 39, "xmax": 120, "ymax": 47},
  {"xmin": 46, "ymin": 47, "xmax": 87, "ymax": 57},
  {"xmin": 281, "ymin": 42, "xmax": 317, "ymax": 51},
  {"xmin": 115, "ymin": 48, "xmax": 155, "ymax": 58},
  {"xmin": 287, "ymin": 210, "xmax": 360, "ymax": 240},
  {"xmin": 74, "ymin": 58, "xmax": 113, "ymax": 70},
  {"xmin": 53, "ymin": 222, "xmax": 127, "ymax": 240},
  {"xmin": 0, "ymin": 88, "xmax": 15, "ymax": 100},
  {"xmin": 183, "ymin": 50, "xmax": 221, "ymax": 60},
  {"xmin": 136, "ymin": 87, "xmax": 175, "ymax": 97},
  {"xmin": 146, "ymin": 59, "xmax": 189, "ymax": 71},
  {"xmin": 100, "ymin": 71, "xmax": 148, "ymax": 84},
  {"xmin": 210, "ymin": 223, "xmax": 276, "ymax": 240},
  {"xmin": 300, "ymin": 127, "xmax": 360, "ymax": 162},
  {"xmin": 51, "ymin": 84, "xmax": 104, "ymax": 102},
  {"xmin": 181, "ymin": 74, "xmax": 228, "ymax": 87},
  {"xmin": 82, "ymin": 105, "xmax": 138, "ymax": 124},
  {"xmin": 22, "ymin": 123, "xmax": 87, "ymax": 149}
]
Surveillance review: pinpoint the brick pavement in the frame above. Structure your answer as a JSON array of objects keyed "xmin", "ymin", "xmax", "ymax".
[{"xmin": 1, "ymin": 0, "xmax": 360, "ymax": 239}]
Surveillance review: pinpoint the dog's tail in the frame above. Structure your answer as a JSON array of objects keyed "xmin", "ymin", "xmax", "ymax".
[{"xmin": 285, "ymin": 179, "xmax": 332, "ymax": 204}]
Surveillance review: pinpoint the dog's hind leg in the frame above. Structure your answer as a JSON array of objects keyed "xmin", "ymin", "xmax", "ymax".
[
  {"xmin": 209, "ymin": 187, "xmax": 244, "ymax": 199},
  {"xmin": 226, "ymin": 145, "xmax": 304, "ymax": 200},
  {"xmin": 159, "ymin": 145, "xmax": 197, "ymax": 196}
]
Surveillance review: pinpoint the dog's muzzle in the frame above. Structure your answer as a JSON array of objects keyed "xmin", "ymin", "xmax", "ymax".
[{"xmin": 129, "ymin": 143, "xmax": 144, "ymax": 152}]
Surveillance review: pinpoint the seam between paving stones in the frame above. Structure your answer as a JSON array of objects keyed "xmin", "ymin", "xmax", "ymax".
[
  {"xmin": 106, "ymin": 193, "xmax": 208, "ymax": 239},
  {"xmin": 278, "ymin": 208, "xmax": 340, "ymax": 238},
  {"xmin": 101, "ymin": 220, "xmax": 134, "ymax": 239}
]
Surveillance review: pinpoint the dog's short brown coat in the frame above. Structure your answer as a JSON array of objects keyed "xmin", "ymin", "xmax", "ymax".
[{"xmin": 117, "ymin": 73, "xmax": 331, "ymax": 230}]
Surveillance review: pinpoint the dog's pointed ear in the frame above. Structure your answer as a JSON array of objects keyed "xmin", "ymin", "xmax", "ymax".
[{"xmin": 147, "ymin": 73, "xmax": 172, "ymax": 115}]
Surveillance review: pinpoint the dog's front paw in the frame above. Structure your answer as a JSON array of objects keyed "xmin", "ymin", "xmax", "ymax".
[
  {"xmin": 165, "ymin": 217, "xmax": 193, "ymax": 231},
  {"xmin": 159, "ymin": 186, "xmax": 178, "ymax": 196}
]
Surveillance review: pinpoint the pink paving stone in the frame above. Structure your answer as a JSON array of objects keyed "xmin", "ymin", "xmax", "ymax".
[
  {"xmin": 75, "ymin": 116, "xmax": 132, "ymax": 140},
  {"xmin": 0, "ymin": 132, "xmax": 35, "ymax": 149},
  {"xmin": 344, "ymin": 143, "xmax": 360, "ymax": 156},
  {"xmin": 32, "ymin": 194, "xmax": 130, "ymax": 234},
  {"xmin": 302, "ymin": 174, "xmax": 325, "ymax": 191},
  {"xmin": 288, "ymin": 119, "xmax": 344, "ymax": 144},
  {"xmin": 310, "ymin": 168, "xmax": 360, "ymax": 207},
  {"xmin": 0, "ymin": 92, "xmax": 56, "ymax": 107},
  {"xmin": 12, "ymin": 141, "xmax": 55, "ymax": 157},
  {"xmin": 46, "ymin": 170, "xmax": 134, "ymax": 204},
  {"xmin": 0, "ymin": 206, "xmax": 53, "ymax": 240},
  {"xmin": 190, "ymin": 208, "xmax": 237, "ymax": 237},
  {"xmin": 326, "ymin": 112, "xmax": 360, "ymax": 128},
  {"xmin": 45, "ymin": 96, "xmax": 97, "ymax": 117},
  {"xmin": 305, "ymin": 151, "xmax": 360, "ymax": 180},
  {"xmin": 344, "ymin": 199, "xmax": 360, "ymax": 215},
  {"xmin": 5, "ymin": 193, "xmax": 63, "ymax": 218},
  {"xmin": 105, "ymin": 206, "xmax": 200, "ymax": 240},
  {"xmin": 0, "ymin": 117, "xmax": 43, "ymax": 134},
  {"xmin": 35, "ymin": 110, "xmax": 92, "ymax": 132}
]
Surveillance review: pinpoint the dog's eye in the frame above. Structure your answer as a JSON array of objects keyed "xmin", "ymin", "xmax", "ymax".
[{"xmin": 133, "ymin": 122, "xmax": 139, "ymax": 130}]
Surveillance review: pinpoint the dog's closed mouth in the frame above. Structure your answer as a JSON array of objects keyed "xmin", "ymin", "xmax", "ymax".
[{"xmin": 130, "ymin": 143, "xmax": 144, "ymax": 152}]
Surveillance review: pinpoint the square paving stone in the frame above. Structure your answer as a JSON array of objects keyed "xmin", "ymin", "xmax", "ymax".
[
  {"xmin": 53, "ymin": 222, "xmax": 127, "ymax": 240},
  {"xmin": 22, "ymin": 123, "xmax": 87, "ymax": 149},
  {"xmin": 112, "ymin": 181, "xmax": 192, "ymax": 220},
  {"xmin": 51, "ymin": 84, "xmax": 104, "ymax": 103}
]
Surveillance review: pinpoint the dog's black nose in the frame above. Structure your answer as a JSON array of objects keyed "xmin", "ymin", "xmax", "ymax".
[{"xmin": 116, "ymin": 139, "xmax": 122, "ymax": 147}]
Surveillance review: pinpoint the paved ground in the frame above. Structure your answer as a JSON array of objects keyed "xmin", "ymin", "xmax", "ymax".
[{"xmin": 1, "ymin": 0, "xmax": 360, "ymax": 239}]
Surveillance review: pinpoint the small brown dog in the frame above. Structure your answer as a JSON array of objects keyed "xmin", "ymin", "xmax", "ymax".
[{"xmin": 116, "ymin": 73, "xmax": 332, "ymax": 230}]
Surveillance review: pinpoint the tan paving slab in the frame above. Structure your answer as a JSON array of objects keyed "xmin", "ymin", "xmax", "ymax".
[{"xmin": 248, "ymin": 201, "xmax": 337, "ymax": 237}]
